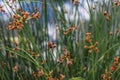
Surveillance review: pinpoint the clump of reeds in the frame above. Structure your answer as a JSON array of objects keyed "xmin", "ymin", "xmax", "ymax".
[{"xmin": 0, "ymin": 0, "xmax": 120, "ymax": 80}]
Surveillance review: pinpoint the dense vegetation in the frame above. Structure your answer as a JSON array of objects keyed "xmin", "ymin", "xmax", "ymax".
[{"xmin": 0, "ymin": 0, "xmax": 120, "ymax": 80}]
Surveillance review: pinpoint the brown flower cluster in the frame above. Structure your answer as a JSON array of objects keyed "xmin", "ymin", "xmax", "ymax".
[
  {"xmin": 112, "ymin": 0, "xmax": 120, "ymax": 8},
  {"xmin": 46, "ymin": 70, "xmax": 65, "ymax": 80},
  {"xmin": 48, "ymin": 41, "xmax": 57, "ymax": 49},
  {"xmin": 85, "ymin": 33, "xmax": 92, "ymax": 43},
  {"xmin": 36, "ymin": 66, "xmax": 62, "ymax": 80},
  {"xmin": 92, "ymin": 6, "xmax": 96, "ymax": 10},
  {"xmin": 13, "ymin": 47, "xmax": 20, "ymax": 51},
  {"xmin": 47, "ymin": 70, "xmax": 57, "ymax": 80},
  {"xmin": 84, "ymin": 33, "xmax": 99, "ymax": 54},
  {"xmin": 0, "ymin": 5, "xmax": 5, "ymax": 13},
  {"xmin": 103, "ymin": 11, "xmax": 111, "ymax": 21},
  {"xmin": 31, "ymin": 12, "xmax": 40, "ymax": 19},
  {"xmin": 21, "ymin": 11, "xmax": 30, "ymax": 22},
  {"xmin": 7, "ymin": 20, "xmax": 24, "ymax": 30},
  {"xmin": 27, "ymin": 48, "xmax": 40, "ymax": 57},
  {"xmin": 1, "ymin": 61, "xmax": 6, "ymax": 68},
  {"xmin": 58, "ymin": 49, "xmax": 73, "ymax": 66},
  {"xmin": 40, "ymin": 60, "xmax": 47, "ymax": 65},
  {"xmin": 7, "ymin": 8, "xmax": 40, "ymax": 30},
  {"xmin": 13, "ymin": 65, "xmax": 18, "ymax": 72},
  {"xmin": 110, "ymin": 56, "xmax": 120, "ymax": 72},
  {"xmin": 109, "ymin": 28, "xmax": 120, "ymax": 36},
  {"xmin": 101, "ymin": 69, "xmax": 111, "ymax": 80},
  {"xmin": 109, "ymin": 32, "xmax": 113, "ymax": 36},
  {"xmin": 101, "ymin": 56, "xmax": 120, "ymax": 80},
  {"xmin": 59, "ymin": 74, "xmax": 65, "ymax": 80},
  {"xmin": 32, "ymin": 70, "xmax": 44, "ymax": 78},
  {"xmin": 70, "ymin": 0, "xmax": 79, "ymax": 5},
  {"xmin": 27, "ymin": 48, "xmax": 35, "ymax": 56},
  {"xmin": 63, "ymin": 26, "xmax": 78, "ymax": 35}
]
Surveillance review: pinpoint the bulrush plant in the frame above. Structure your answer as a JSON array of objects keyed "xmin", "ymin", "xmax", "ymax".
[
  {"xmin": 58, "ymin": 48, "xmax": 73, "ymax": 66},
  {"xmin": 0, "ymin": 0, "xmax": 120, "ymax": 80},
  {"xmin": 103, "ymin": 11, "xmax": 111, "ymax": 21},
  {"xmin": 63, "ymin": 25, "xmax": 78, "ymax": 35},
  {"xmin": 84, "ymin": 32, "xmax": 99, "ymax": 54},
  {"xmin": 101, "ymin": 56, "xmax": 120, "ymax": 80},
  {"xmin": 101, "ymin": 69, "xmax": 111, "ymax": 80},
  {"xmin": 7, "ymin": 8, "xmax": 40, "ymax": 30}
]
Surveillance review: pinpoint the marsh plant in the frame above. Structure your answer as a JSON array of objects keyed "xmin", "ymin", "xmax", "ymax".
[{"xmin": 0, "ymin": 0, "xmax": 120, "ymax": 80}]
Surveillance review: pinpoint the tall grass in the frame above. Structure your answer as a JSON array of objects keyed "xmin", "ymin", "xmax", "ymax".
[{"xmin": 0, "ymin": 0, "xmax": 120, "ymax": 80}]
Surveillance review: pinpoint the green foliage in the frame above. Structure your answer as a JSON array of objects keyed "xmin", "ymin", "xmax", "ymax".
[
  {"xmin": 0, "ymin": 0, "xmax": 120, "ymax": 80},
  {"xmin": 69, "ymin": 77, "xmax": 85, "ymax": 80}
]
